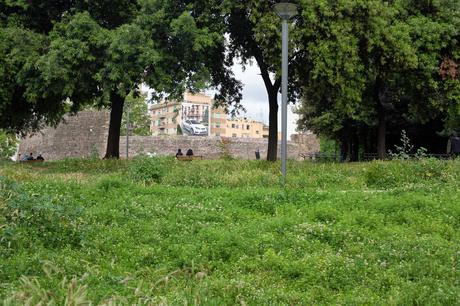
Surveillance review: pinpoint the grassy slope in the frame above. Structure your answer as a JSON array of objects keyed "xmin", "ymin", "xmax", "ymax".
[{"xmin": 0, "ymin": 158, "xmax": 459, "ymax": 305}]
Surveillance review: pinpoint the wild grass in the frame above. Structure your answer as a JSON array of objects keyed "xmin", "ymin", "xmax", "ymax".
[{"xmin": 0, "ymin": 157, "xmax": 459, "ymax": 304}]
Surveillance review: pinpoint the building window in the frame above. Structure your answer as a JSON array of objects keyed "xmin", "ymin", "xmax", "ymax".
[
  {"xmin": 232, "ymin": 133, "xmax": 237, "ymax": 138},
  {"xmin": 256, "ymin": 130, "xmax": 259, "ymax": 134},
  {"xmin": 232, "ymin": 123, "xmax": 236, "ymax": 128},
  {"xmin": 247, "ymin": 125, "xmax": 250, "ymax": 130},
  {"xmin": 216, "ymin": 124, "xmax": 220, "ymax": 128}
]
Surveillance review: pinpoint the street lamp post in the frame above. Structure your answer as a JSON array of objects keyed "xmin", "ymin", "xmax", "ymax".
[
  {"xmin": 126, "ymin": 104, "xmax": 130, "ymax": 159},
  {"xmin": 273, "ymin": 2, "xmax": 298, "ymax": 181}
]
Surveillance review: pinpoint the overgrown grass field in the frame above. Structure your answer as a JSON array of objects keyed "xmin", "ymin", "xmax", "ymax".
[{"xmin": 1, "ymin": 158, "xmax": 459, "ymax": 304}]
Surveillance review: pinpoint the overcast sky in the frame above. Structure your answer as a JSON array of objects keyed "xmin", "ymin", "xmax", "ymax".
[
  {"xmin": 144, "ymin": 61, "xmax": 300, "ymax": 137},
  {"xmin": 219, "ymin": 61, "xmax": 299, "ymax": 137}
]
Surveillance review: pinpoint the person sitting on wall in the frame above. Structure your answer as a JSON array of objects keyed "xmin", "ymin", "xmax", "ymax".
[
  {"xmin": 26, "ymin": 152, "xmax": 34, "ymax": 160},
  {"xmin": 36, "ymin": 154, "xmax": 44, "ymax": 161},
  {"xmin": 175, "ymin": 149, "xmax": 183, "ymax": 158},
  {"xmin": 186, "ymin": 148, "xmax": 194, "ymax": 157}
]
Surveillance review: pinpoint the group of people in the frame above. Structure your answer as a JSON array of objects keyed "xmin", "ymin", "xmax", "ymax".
[
  {"xmin": 175, "ymin": 148, "xmax": 193, "ymax": 157},
  {"xmin": 19, "ymin": 152, "xmax": 44, "ymax": 161}
]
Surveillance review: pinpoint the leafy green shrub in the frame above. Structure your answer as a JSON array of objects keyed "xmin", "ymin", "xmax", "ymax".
[
  {"xmin": 0, "ymin": 181, "xmax": 85, "ymax": 252},
  {"xmin": 365, "ymin": 162, "xmax": 399, "ymax": 188},
  {"xmin": 0, "ymin": 130, "xmax": 17, "ymax": 160},
  {"xmin": 388, "ymin": 130, "xmax": 428, "ymax": 160},
  {"xmin": 95, "ymin": 176, "xmax": 124, "ymax": 192},
  {"xmin": 365, "ymin": 159, "xmax": 454, "ymax": 188},
  {"xmin": 128, "ymin": 156, "xmax": 172, "ymax": 184}
]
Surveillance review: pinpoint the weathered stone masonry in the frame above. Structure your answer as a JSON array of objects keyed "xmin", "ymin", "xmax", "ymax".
[{"xmin": 19, "ymin": 111, "xmax": 319, "ymax": 160}]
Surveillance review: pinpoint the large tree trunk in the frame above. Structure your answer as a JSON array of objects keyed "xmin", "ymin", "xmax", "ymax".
[
  {"xmin": 377, "ymin": 105, "xmax": 386, "ymax": 159},
  {"xmin": 267, "ymin": 89, "xmax": 279, "ymax": 161},
  {"xmin": 252, "ymin": 46, "xmax": 281, "ymax": 162},
  {"xmin": 104, "ymin": 91, "xmax": 125, "ymax": 159},
  {"xmin": 340, "ymin": 131, "xmax": 349, "ymax": 162}
]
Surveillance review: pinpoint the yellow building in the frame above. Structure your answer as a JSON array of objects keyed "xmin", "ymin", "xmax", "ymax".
[
  {"xmin": 223, "ymin": 118, "xmax": 267, "ymax": 138},
  {"xmin": 150, "ymin": 92, "xmax": 275, "ymax": 139}
]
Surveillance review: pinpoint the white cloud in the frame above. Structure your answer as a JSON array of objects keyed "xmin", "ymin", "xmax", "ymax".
[{"xmin": 221, "ymin": 61, "xmax": 299, "ymax": 137}]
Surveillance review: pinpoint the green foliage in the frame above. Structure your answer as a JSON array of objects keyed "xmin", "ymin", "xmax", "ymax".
[
  {"xmin": 389, "ymin": 130, "xmax": 428, "ymax": 160},
  {"xmin": 319, "ymin": 137, "xmax": 338, "ymax": 154},
  {"xmin": 295, "ymin": 0, "xmax": 460, "ymax": 154},
  {"xmin": 3, "ymin": 262, "xmax": 90, "ymax": 306},
  {"xmin": 0, "ymin": 178, "xmax": 85, "ymax": 255},
  {"xmin": 0, "ymin": 130, "xmax": 17, "ymax": 160},
  {"xmin": 128, "ymin": 156, "xmax": 171, "ymax": 184},
  {"xmin": 0, "ymin": 159, "xmax": 459, "ymax": 303},
  {"xmin": 121, "ymin": 92, "xmax": 151, "ymax": 136},
  {"xmin": 364, "ymin": 159, "xmax": 453, "ymax": 188}
]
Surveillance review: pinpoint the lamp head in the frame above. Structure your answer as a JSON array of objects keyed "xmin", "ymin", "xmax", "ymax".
[{"xmin": 273, "ymin": 2, "xmax": 298, "ymax": 20}]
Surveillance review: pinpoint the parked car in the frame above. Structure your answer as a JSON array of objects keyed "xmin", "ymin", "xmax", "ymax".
[{"xmin": 182, "ymin": 119, "xmax": 208, "ymax": 136}]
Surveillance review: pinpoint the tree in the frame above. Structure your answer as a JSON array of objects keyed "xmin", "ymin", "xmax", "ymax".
[
  {"xmin": 29, "ymin": 0, "xmax": 226, "ymax": 159},
  {"xmin": 1, "ymin": 0, "xmax": 242, "ymax": 159},
  {"xmin": 215, "ymin": 0, "xmax": 304, "ymax": 161},
  {"xmin": 295, "ymin": 0, "xmax": 460, "ymax": 160},
  {"xmin": 0, "ymin": 0, "xmax": 140, "ymax": 143},
  {"xmin": 121, "ymin": 92, "xmax": 151, "ymax": 136},
  {"xmin": 0, "ymin": 26, "xmax": 69, "ymax": 136}
]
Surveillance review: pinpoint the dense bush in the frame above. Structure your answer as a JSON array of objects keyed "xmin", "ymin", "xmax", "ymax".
[
  {"xmin": 0, "ymin": 178, "xmax": 85, "ymax": 256},
  {"xmin": 364, "ymin": 159, "xmax": 455, "ymax": 188},
  {"xmin": 128, "ymin": 156, "xmax": 172, "ymax": 184}
]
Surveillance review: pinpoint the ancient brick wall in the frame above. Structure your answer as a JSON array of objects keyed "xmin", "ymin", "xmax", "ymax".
[
  {"xmin": 18, "ymin": 111, "xmax": 319, "ymax": 161},
  {"xmin": 119, "ymin": 135, "xmax": 319, "ymax": 160},
  {"xmin": 18, "ymin": 111, "xmax": 110, "ymax": 160}
]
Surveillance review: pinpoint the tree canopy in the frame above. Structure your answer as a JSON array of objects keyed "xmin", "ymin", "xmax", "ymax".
[
  {"xmin": 295, "ymin": 0, "xmax": 460, "ymax": 159},
  {"xmin": 121, "ymin": 92, "xmax": 151, "ymax": 136},
  {"xmin": 0, "ymin": 0, "xmax": 232, "ymax": 158},
  {"xmin": 2, "ymin": 0, "xmax": 459, "ymax": 161}
]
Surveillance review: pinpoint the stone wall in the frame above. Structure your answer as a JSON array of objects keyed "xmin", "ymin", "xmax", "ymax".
[
  {"xmin": 18, "ymin": 111, "xmax": 319, "ymax": 161},
  {"xmin": 18, "ymin": 111, "xmax": 110, "ymax": 160},
  {"xmin": 119, "ymin": 135, "xmax": 319, "ymax": 160}
]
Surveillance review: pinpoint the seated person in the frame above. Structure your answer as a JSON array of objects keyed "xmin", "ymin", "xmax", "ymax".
[
  {"xmin": 175, "ymin": 149, "xmax": 183, "ymax": 157},
  {"xmin": 26, "ymin": 153, "xmax": 34, "ymax": 160},
  {"xmin": 186, "ymin": 149, "xmax": 194, "ymax": 156},
  {"xmin": 36, "ymin": 154, "xmax": 44, "ymax": 161}
]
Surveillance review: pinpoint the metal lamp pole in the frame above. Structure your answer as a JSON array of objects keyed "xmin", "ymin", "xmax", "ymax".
[
  {"xmin": 273, "ymin": 2, "xmax": 298, "ymax": 181},
  {"xmin": 126, "ymin": 104, "xmax": 130, "ymax": 159}
]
